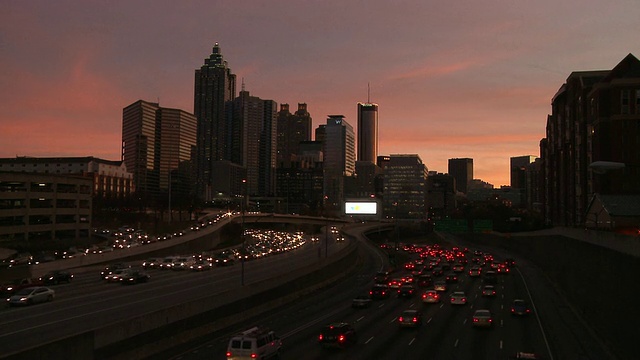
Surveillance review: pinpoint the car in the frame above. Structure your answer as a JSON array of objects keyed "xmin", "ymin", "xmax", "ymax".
[
  {"xmin": 171, "ymin": 257, "xmax": 195, "ymax": 270},
  {"xmin": 398, "ymin": 284, "xmax": 416, "ymax": 298},
  {"xmin": 417, "ymin": 274, "xmax": 433, "ymax": 287},
  {"xmin": 434, "ymin": 280, "xmax": 447, "ymax": 292},
  {"xmin": 1, "ymin": 278, "xmax": 44, "ymax": 296},
  {"xmin": 482, "ymin": 285, "xmax": 496, "ymax": 297},
  {"xmin": 318, "ymin": 323, "xmax": 357, "ymax": 348},
  {"xmin": 445, "ymin": 273, "xmax": 458, "ymax": 283},
  {"xmin": 472, "ymin": 309, "xmax": 493, "ymax": 327},
  {"xmin": 159, "ymin": 256, "xmax": 177, "ymax": 269},
  {"xmin": 104, "ymin": 269, "xmax": 128, "ymax": 283},
  {"xmin": 227, "ymin": 326, "xmax": 281, "ymax": 359},
  {"xmin": 511, "ymin": 299, "xmax": 531, "ymax": 316},
  {"xmin": 452, "ymin": 264, "xmax": 465, "ymax": 273},
  {"xmin": 119, "ymin": 269, "xmax": 150, "ymax": 284},
  {"xmin": 497, "ymin": 263, "xmax": 510, "ymax": 274},
  {"xmin": 484, "ymin": 270, "xmax": 497, "ymax": 284},
  {"xmin": 504, "ymin": 258, "xmax": 516, "ymax": 267},
  {"xmin": 142, "ymin": 258, "xmax": 162, "ymax": 269},
  {"xmin": 39, "ymin": 270, "xmax": 73, "ymax": 285},
  {"xmin": 352, "ymin": 295, "xmax": 372, "ymax": 308},
  {"xmin": 369, "ymin": 284, "xmax": 391, "ymax": 299},
  {"xmin": 468, "ymin": 267, "xmax": 482, "ymax": 277},
  {"xmin": 101, "ymin": 263, "xmax": 130, "ymax": 280},
  {"xmin": 374, "ymin": 271, "xmax": 390, "ymax": 284},
  {"xmin": 214, "ymin": 254, "xmax": 235, "ymax": 267},
  {"xmin": 190, "ymin": 260, "xmax": 213, "ymax": 271},
  {"xmin": 398, "ymin": 309, "xmax": 423, "ymax": 327},
  {"xmin": 422, "ymin": 289, "xmax": 441, "ymax": 303},
  {"xmin": 432, "ymin": 267, "xmax": 444, "ymax": 276},
  {"xmin": 388, "ymin": 278, "xmax": 402, "ymax": 289},
  {"xmin": 450, "ymin": 291, "xmax": 467, "ymax": 305},
  {"xmin": 7, "ymin": 286, "xmax": 54, "ymax": 306}
]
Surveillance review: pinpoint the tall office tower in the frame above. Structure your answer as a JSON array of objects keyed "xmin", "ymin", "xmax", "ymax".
[
  {"xmin": 122, "ymin": 100, "xmax": 196, "ymax": 206},
  {"xmin": 276, "ymin": 103, "xmax": 312, "ymax": 167},
  {"xmin": 122, "ymin": 100, "xmax": 160, "ymax": 201},
  {"xmin": 383, "ymin": 154, "xmax": 428, "ymax": 220},
  {"xmin": 322, "ymin": 115, "xmax": 355, "ymax": 212},
  {"xmin": 448, "ymin": 158, "xmax": 473, "ymax": 194},
  {"xmin": 232, "ymin": 90, "xmax": 277, "ymax": 197},
  {"xmin": 194, "ymin": 43, "xmax": 237, "ymax": 201},
  {"xmin": 357, "ymin": 102, "xmax": 378, "ymax": 163},
  {"xmin": 510, "ymin": 155, "xmax": 537, "ymax": 189},
  {"xmin": 156, "ymin": 107, "xmax": 197, "ymax": 200}
]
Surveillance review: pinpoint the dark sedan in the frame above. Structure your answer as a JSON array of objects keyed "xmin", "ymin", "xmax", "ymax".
[
  {"xmin": 39, "ymin": 270, "xmax": 73, "ymax": 285},
  {"xmin": 119, "ymin": 269, "xmax": 150, "ymax": 285}
]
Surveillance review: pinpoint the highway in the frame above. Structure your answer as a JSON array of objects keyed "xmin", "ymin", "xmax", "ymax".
[
  {"xmin": 169, "ymin": 232, "xmax": 616, "ymax": 360},
  {"xmin": 0, "ymin": 226, "xmax": 350, "ymax": 359},
  {"xmin": 0, "ymin": 223, "xmax": 618, "ymax": 360}
]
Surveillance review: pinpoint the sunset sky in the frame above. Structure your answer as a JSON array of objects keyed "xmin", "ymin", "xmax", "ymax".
[{"xmin": 1, "ymin": 1, "xmax": 639, "ymax": 187}]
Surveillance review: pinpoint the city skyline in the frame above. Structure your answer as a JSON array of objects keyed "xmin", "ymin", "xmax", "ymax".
[{"xmin": 1, "ymin": 1, "xmax": 639, "ymax": 186}]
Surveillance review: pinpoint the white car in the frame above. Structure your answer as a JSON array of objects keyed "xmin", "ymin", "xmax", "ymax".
[
  {"xmin": 7, "ymin": 286, "xmax": 55, "ymax": 306},
  {"xmin": 422, "ymin": 290, "xmax": 441, "ymax": 303},
  {"xmin": 450, "ymin": 291, "xmax": 467, "ymax": 305}
]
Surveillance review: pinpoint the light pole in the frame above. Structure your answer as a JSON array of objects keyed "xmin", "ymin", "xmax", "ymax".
[{"xmin": 241, "ymin": 179, "xmax": 246, "ymax": 286}]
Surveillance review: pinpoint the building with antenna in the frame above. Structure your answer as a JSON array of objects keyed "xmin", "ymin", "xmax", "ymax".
[{"xmin": 357, "ymin": 84, "xmax": 378, "ymax": 163}]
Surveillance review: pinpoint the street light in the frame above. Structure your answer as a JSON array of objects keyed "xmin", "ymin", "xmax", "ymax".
[{"xmin": 241, "ymin": 179, "xmax": 247, "ymax": 286}]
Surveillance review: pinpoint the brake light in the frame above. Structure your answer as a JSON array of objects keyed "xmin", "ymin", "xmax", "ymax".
[
  {"xmin": 473, "ymin": 318, "xmax": 478, "ymax": 322},
  {"xmin": 511, "ymin": 308, "xmax": 515, "ymax": 312},
  {"xmin": 412, "ymin": 317, "xmax": 418, "ymax": 322},
  {"xmin": 226, "ymin": 352, "xmax": 232, "ymax": 357},
  {"xmin": 251, "ymin": 353, "xmax": 257, "ymax": 358},
  {"xmin": 398, "ymin": 317, "xmax": 404, "ymax": 322},
  {"xmin": 489, "ymin": 319, "xmax": 493, "ymax": 322},
  {"xmin": 319, "ymin": 334, "xmax": 323, "ymax": 341},
  {"xmin": 369, "ymin": 291, "xmax": 373, "ymax": 295},
  {"xmin": 338, "ymin": 335, "xmax": 345, "ymax": 342},
  {"xmin": 462, "ymin": 298, "xmax": 466, "ymax": 302}
]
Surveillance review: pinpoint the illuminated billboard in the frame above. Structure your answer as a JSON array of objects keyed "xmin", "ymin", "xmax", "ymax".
[{"xmin": 344, "ymin": 201, "xmax": 378, "ymax": 215}]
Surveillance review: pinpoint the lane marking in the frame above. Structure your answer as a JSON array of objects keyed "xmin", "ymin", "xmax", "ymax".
[
  {"xmin": 366, "ymin": 336, "xmax": 374, "ymax": 344},
  {"xmin": 409, "ymin": 338, "xmax": 415, "ymax": 346},
  {"xmin": 454, "ymin": 338, "xmax": 459, "ymax": 347},
  {"xmin": 357, "ymin": 316, "xmax": 365, "ymax": 322}
]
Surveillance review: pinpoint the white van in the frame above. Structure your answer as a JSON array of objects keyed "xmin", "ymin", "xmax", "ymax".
[{"xmin": 226, "ymin": 326, "xmax": 282, "ymax": 359}]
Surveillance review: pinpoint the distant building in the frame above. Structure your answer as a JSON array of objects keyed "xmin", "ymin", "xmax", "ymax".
[
  {"xmin": 0, "ymin": 156, "xmax": 133, "ymax": 203},
  {"xmin": 276, "ymin": 103, "xmax": 312, "ymax": 168},
  {"xmin": 122, "ymin": 100, "xmax": 196, "ymax": 207},
  {"xmin": 427, "ymin": 172, "xmax": 456, "ymax": 220},
  {"xmin": 448, "ymin": 158, "xmax": 473, "ymax": 194},
  {"xmin": 232, "ymin": 90, "xmax": 277, "ymax": 197},
  {"xmin": 194, "ymin": 43, "xmax": 237, "ymax": 201},
  {"xmin": 0, "ymin": 172, "xmax": 92, "ymax": 243},
  {"xmin": 357, "ymin": 102, "xmax": 378, "ymax": 163},
  {"xmin": 322, "ymin": 115, "xmax": 355, "ymax": 213},
  {"xmin": 383, "ymin": 154, "xmax": 428, "ymax": 221}
]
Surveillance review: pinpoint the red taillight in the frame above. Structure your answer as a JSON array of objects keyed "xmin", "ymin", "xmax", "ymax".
[
  {"xmin": 251, "ymin": 353, "xmax": 257, "ymax": 358},
  {"xmin": 226, "ymin": 352, "xmax": 232, "ymax": 357},
  {"xmin": 369, "ymin": 291, "xmax": 373, "ymax": 295},
  {"xmin": 398, "ymin": 317, "xmax": 404, "ymax": 322},
  {"xmin": 473, "ymin": 318, "xmax": 478, "ymax": 322},
  {"xmin": 422, "ymin": 294, "xmax": 426, "ymax": 299},
  {"xmin": 338, "ymin": 335, "xmax": 345, "ymax": 342},
  {"xmin": 511, "ymin": 308, "xmax": 515, "ymax": 312},
  {"xmin": 451, "ymin": 298, "xmax": 454, "ymax": 302},
  {"xmin": 489, "ymin": 319, "xmax": 493, "ymax": 322},
  {"xmin": 462, "ymin": 298, "xmax": 466, "ymax": 302},
  {"xmin": 412, "ymin": 317, "xmax": 418, "ymax": 322},
  {"xmin": 319, "ymin": 334, "xmax": 323, "ymax": 341}
]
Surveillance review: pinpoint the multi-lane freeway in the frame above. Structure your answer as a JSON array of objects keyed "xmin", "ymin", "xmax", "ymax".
[
  {"xmin": 168, "ymin": 231, "xmax": 617, "ymax": 360},
  {"xmin": 0, "ymin": 223, "xmax": 618, "ymax": 360}
]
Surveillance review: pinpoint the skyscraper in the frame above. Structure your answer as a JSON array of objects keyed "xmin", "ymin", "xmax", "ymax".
[
  {"xmin": 322, "ymin": 115, "xmax": 355, "ymax": 212},
  {"xmin": 194, "ymin": 43, "xmax": 237, "ymax": 201},
  {"xmin": 448, "ymin": 158, "xmax": 473, "ymax": 194},
  {"xmin": 121, "ymin": 100, "xmax": 196, "ymax": 206},
  {"xmin": 383, "ymin": 154, "xmax": 428, "ymax": 220},
  {"xmin": 276, "ymin": 103, "xmax": 312, "ymax": 167},
  {"xmin": 232, "ymin": 90, "xmax": 277, "ymax": 197},
  {"xmin": 357, "ymin": 102, "xmax": 378, "ymax": 163},
  {"xmin": 122, "ymin": 100, "xmax": 160, "ymax": 201}
]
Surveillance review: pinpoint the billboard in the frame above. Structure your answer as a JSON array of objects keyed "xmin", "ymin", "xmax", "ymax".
[{"xmin": 344, "ymin": 201, "xmax": 378, "ymax": 215}]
